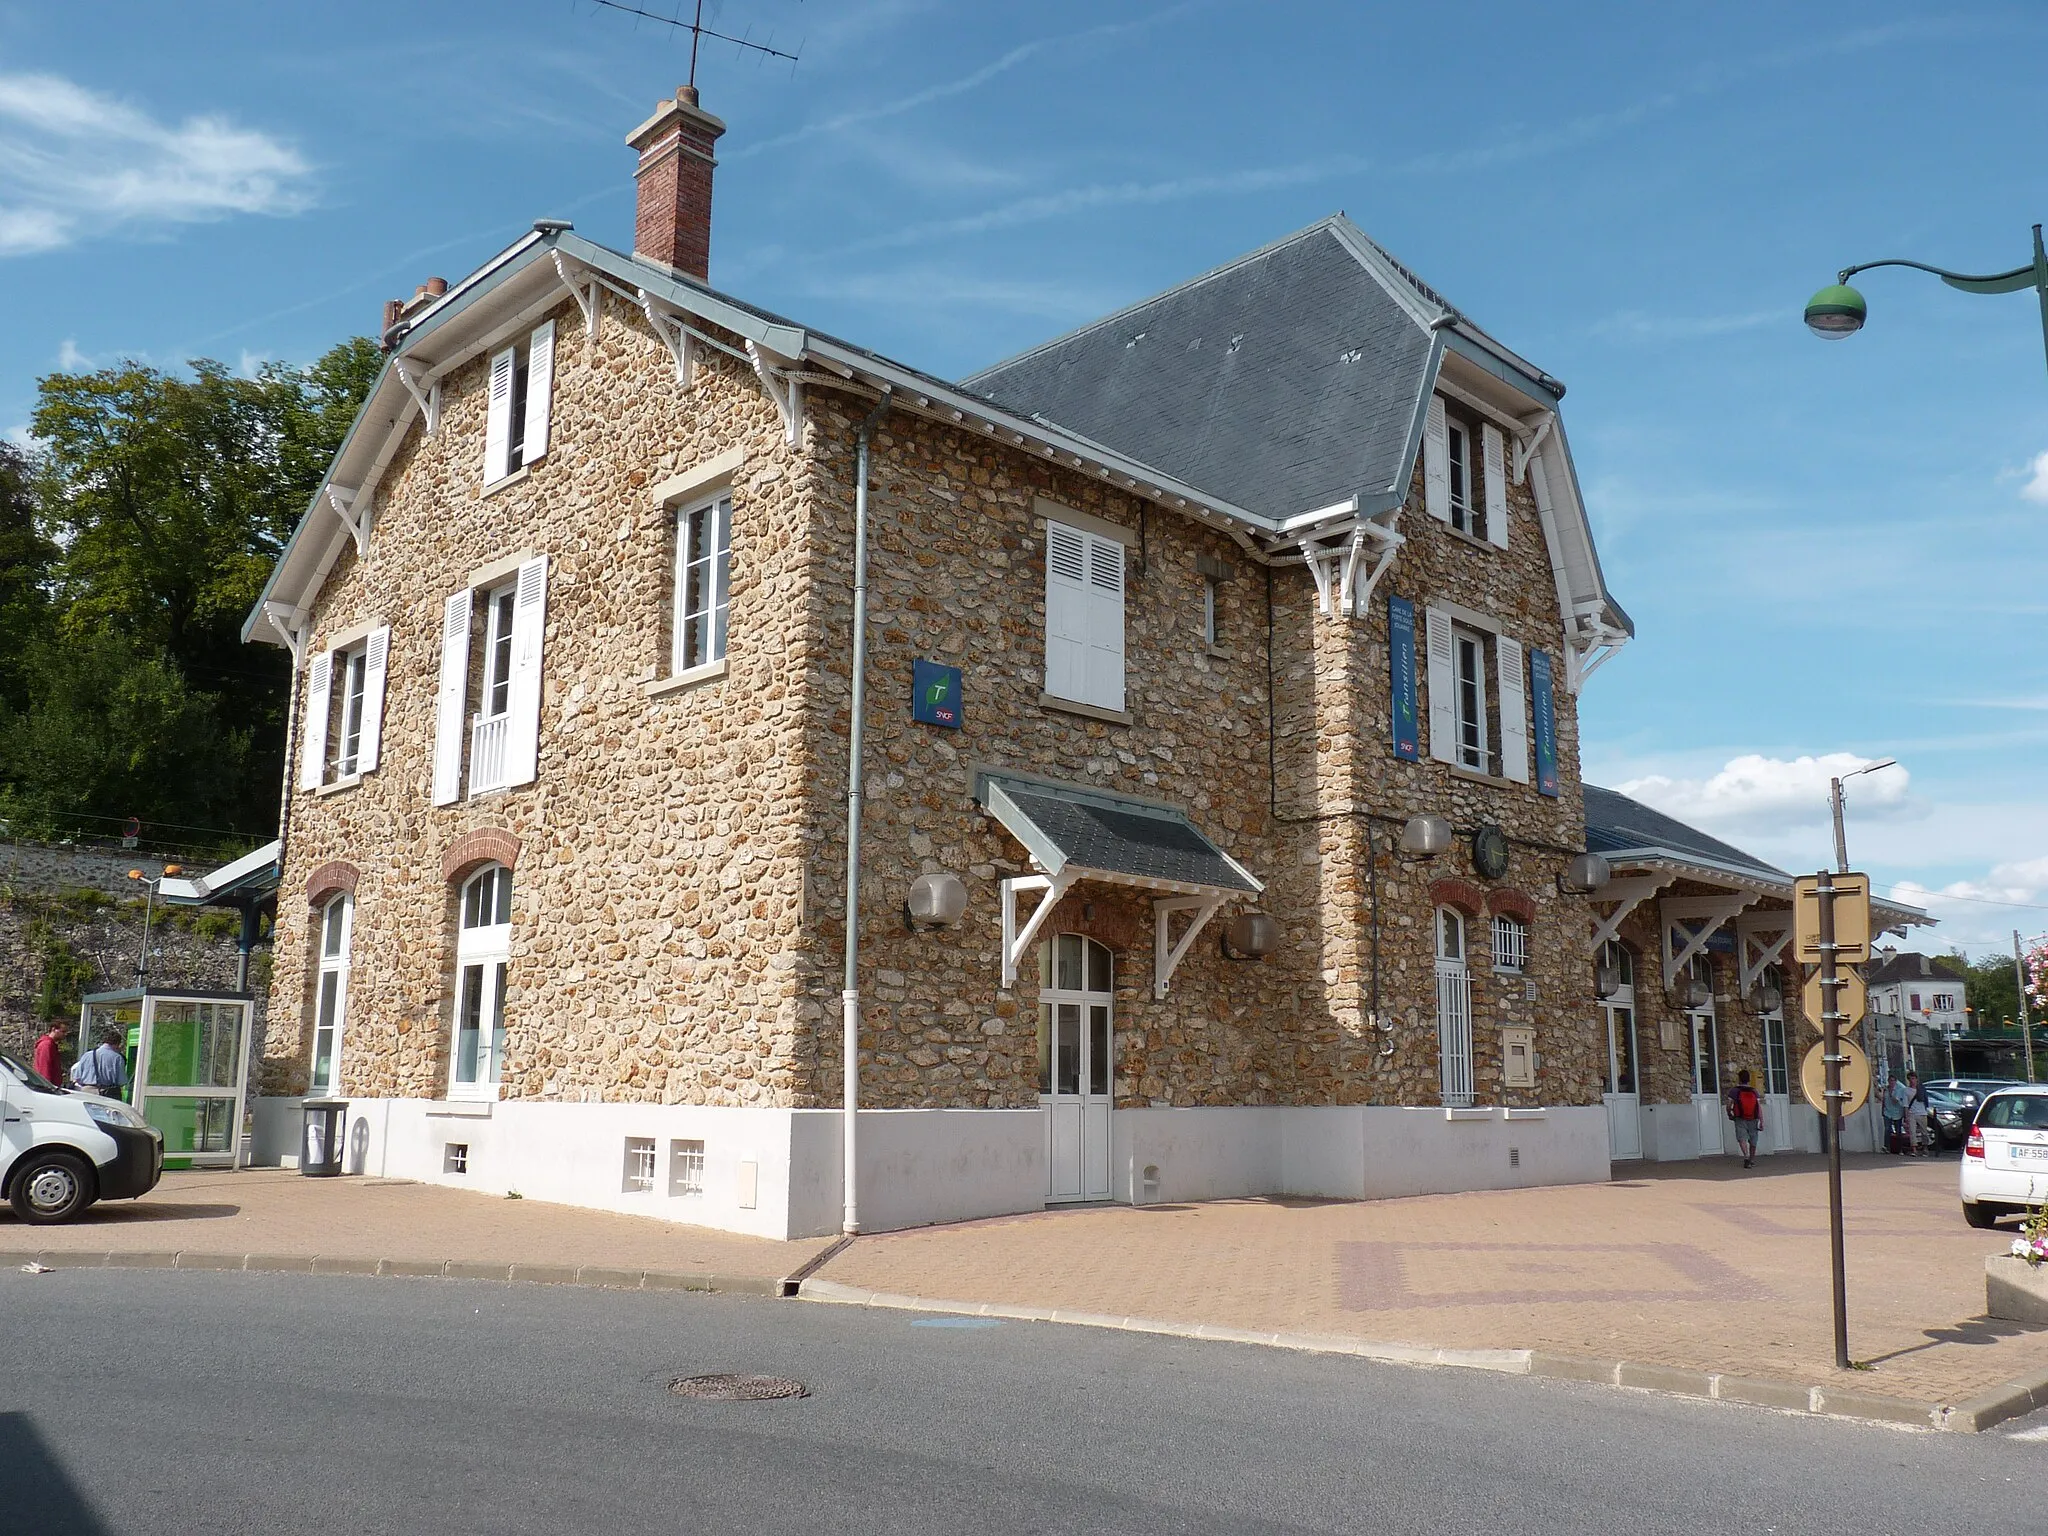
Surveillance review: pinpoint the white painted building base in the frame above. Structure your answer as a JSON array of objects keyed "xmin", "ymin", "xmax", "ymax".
[{"xmin": 250, "ymin": 1097, "xmax": 1612, "ymax": 1240}]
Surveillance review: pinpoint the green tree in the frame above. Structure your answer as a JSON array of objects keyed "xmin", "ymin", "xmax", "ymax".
[
  {"xmin": 1964, "ymin": 952, "xmax": 2021, "ymax": 1031},
  {"xmin": 7, "ymin": 338, "xmax": 379, "ymax": 842},
  {"xmin": 0, "ymin": 441, "xmax": 54, "ymax": 712}
]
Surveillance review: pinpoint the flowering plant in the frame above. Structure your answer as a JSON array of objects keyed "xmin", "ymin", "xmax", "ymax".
[{"xmin": 2013, "ymin": 1205, "xmax": 2048, "ymax": 1268}]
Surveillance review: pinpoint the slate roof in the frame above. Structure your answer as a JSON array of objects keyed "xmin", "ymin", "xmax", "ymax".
[
  {"xmin": 1865, "ymin": 951, "xmax": 1966, "ymax": 986},
  {"xmin": 1583, "ymin": 785, "xmax": 1789, "ymax": 882},
  {"xmin": 976, "ymin": 773, "xmax": 1261, "ymax": 895},
  {"xmin": 961, "ymin": 216, "xmax": 1548, "ymax": 522}
]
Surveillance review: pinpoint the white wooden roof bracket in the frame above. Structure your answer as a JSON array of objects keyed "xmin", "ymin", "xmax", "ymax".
[
  {"xmin": 635, "ymin": 287, "xmax": 695, "ymax": 385},
  {"xmin": 1000, "ymin": 870, "xmax": 1079, "ymax": 988},
  {"xmin": 1587, "ymin": 873, "xmax": 1673, "ymax": 955},
  {"xmin": 1660, "ymin": 893, "xmax": 1756, "ymax": 990},
  {"xmin": 1735, "ymin": 911, "xmax": 1793, "ymax": 997},
  {"xmin": 1298, "ymin": 516, "xmax": 1402, "ymax": 619},
  {"xmin": 262, "ymin": 602, "xmax": 307, "ymax": 671},
  {"xmin": 550, "ymin": 249, "xmax": 601, "ymax": 338},
  {"xmin": 1564, "ymin": 607, "xmax": 1630, "ymax": 695},
  {"xmin": 1511, "ymin": 411, "xmax": 1554, "ymax": 484},
  {"xmin": 1154, "ymin": 894, "xmax": 1224, "ymax": 1000},
  {"xmin": 747, "ymin": 339, "xmax": 803, "ymax": 447},
  {"xmin": 393, "ymin": 360, "xmax": 441, "ymax": 435},
  {"xmin": 325, "ymin": 486, "xmax": 368, "ymax": 559}
]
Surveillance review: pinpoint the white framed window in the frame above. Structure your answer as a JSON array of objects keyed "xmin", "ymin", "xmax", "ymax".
[
  {"xmin": 1424, "ymin": 395, "xmax": 1508, "ymax": 548},
  {"xmin": 298, "ymin": 626, "xmax": 389, "ymax": 791},
  {"xmin": 483, "ymin": 319, "xmax": 555, "ymax": 485},
  {"xmin": 1453, "ymin": 625, "xmax": 1488, "ymax": 772},
  {"xmin": 673, "ymin": 494, "xmax": 732, "ymax": 676},
  {"xmin": 1760, "ymin": 964, "xmax": 1789, "ymax": 1097},
  {"xmin": 1599, "ymin": 940, "xmax": 1638, "ymax": 1098},
  {"xmin": 1202, "ymin": 577, "xmax": 1218, "ymax": 648},
  {"xmin": 1044, "ymin": 519, "xmax": 1126, "ymax": 712},
  {"xmin": 1446, "ymin": 418, "xmax": 1485, "ymax": 540},
  {"xmin": 1435, "ymin": 908, "xmax": 1474, "ymax": 1108},
  {"xmin": 1491, "ymin": 913, "xmax": 1528, "ymax": 973},
  {"xmin": 1687, "ymin": 953, "xmax": 1719, "ymax": 1099},
  {"xmin": 670, "ymin": 1139, "xmax": 706, "ymax": 1197},
  {"xmin": 450, "ymin": 864, "xmax": 512, "ymax": 1099},
  {"xmin": 311, "ymin": 893, "xmax": 352, "ymax": 1095},
  {"xmin": 1424, "ymin": 607, "xmax": 1529, "ymax": 783},
  {"xmin": 433, "ymin": 557, "xmax": 549, "ymax": 804},
  {"xmin": 623, "ymin": 1137, "xmax": 657, "ymax": 1193}
]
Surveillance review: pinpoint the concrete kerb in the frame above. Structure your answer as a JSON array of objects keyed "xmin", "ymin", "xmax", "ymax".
[
  {"xmin": 0, "ymin": 1250, "xmax": 779, "ymax": 1297},
  {"xmin": 793, "ymin": 1278, "xmax": 2048, "ymax": 1433}
]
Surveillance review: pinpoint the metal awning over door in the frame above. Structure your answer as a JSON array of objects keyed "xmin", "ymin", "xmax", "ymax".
[{"xmin": 975, "ymin": 771, "xmax": 1263, "ymax": 999}]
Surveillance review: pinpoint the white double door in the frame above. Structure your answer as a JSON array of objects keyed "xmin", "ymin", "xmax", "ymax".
[
  {"xmin": 1603, "ymin": 1002, "xmax": 1642, "ymax": 1160},
  {"xmin": 1690, "ymin": 1007, "xmax": 1730, "ymax": 1156},
  {"xmin": 1041, "ymin": 990, "xmax": 1113, "ymax": 1204}
]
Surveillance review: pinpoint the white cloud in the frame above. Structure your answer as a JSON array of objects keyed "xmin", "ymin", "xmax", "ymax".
[
  {"xmin": 55, "ymin": 337, "xmax": 90, "ymax": 371},
  {"xmin": 1617, "ymin": 753, "xmax": 1911, "ymax": 838},
  {"xmin": 1890, "ymin": 858, "xmax": 2048, "ymax": 957},
  {"xmin": 0, "ymin": 72, "xmax": 312, "ymax": 256},
  {"xmin": 2022, "ymin": 450, "xmax": 2048, "ymax": 505}
]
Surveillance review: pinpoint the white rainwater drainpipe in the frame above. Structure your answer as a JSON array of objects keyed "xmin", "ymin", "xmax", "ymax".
[{"xmin": 841, "ymin": 387, "xmax": 893, "ymax": 1236}]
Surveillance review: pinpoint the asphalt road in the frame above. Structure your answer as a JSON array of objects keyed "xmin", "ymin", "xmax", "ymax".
[{"xmin": 2, "ymin": 1269, "xmax": 2039, "ymax": 1535}]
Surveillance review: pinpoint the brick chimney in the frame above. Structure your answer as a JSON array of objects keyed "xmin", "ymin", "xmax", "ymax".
[
  {"xmin": 380, "ymin": 276, "xmax": 450, "ymax": 346},
  {"xmin": 626, "ymin": 85, "xmax": 727, "ymax": 281}
]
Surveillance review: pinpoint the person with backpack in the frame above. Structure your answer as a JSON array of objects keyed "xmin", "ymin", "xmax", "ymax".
[{"xmin": 1726, "ymin": 1069, "xmax": 1763, "ymax": 1169}]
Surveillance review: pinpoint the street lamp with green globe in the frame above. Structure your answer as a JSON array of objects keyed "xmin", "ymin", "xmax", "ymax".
[{"xmin": 1804, "ymin": 223, "xmax": 2048, "ymax": 375}]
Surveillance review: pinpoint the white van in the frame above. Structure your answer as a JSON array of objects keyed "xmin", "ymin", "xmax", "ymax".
[{"xmin": 1, "ymin": 1049, "xmax": 164, "ymax": 1223}]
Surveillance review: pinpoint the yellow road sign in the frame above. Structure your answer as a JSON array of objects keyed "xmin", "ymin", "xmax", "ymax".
[
  {"xmin": 1800, "ymin": 966, "xmax": 1866, "ymax": 1032},
  {"xmin": 1793, "ymin": 872, "xmax": 1872, "ymax": 964},
  {"xmin": 1801, "ymin": 1038, "xmax": 1871, "ymax": 1117}
]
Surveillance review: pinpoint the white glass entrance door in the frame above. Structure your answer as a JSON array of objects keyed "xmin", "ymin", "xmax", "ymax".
[
  {"xmin": 1759, "ymin": 1008, "xmax": 1793, "ymax": 1153},
  {"xmin": 1690, "ymin": 1004, "xmax": 1725, "ymax": 1156},
  {"xmin": 1040, "ymin": 934, "xmax": 1113, "ymax": 1203},
  {"xmin": 1599, "ymin": 943, "xmax": 1641, "ymax": 1159}
]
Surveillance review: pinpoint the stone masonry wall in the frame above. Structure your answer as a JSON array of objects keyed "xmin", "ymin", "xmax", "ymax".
[{"xmin": 266, "ymin": 297, "xmax": 816, "ymax": 1104}]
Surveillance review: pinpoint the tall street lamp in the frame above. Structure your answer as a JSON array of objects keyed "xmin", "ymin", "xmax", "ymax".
[
  {"xmin": 1805, "ymin": 224, "xmax": 2048, "ymax": 377},
  {"xmin": 1828, "ymin": 759, "xmax": 1897, "ymax": 873}
]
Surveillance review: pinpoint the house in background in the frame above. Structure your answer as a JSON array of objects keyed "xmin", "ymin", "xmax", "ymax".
[
  {"xmin": 240, "ymin": 85, "xmax": 1642, "ymax": 1238},
  {"xmin": 1865, "ymin": 949, "xmax": 1968, "ymax": 1076}
]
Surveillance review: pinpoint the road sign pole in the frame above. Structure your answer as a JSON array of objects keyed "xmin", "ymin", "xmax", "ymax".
[{"xmin": 1819, "ymin": 871, "xmax": 1850, "ymax": 1371}]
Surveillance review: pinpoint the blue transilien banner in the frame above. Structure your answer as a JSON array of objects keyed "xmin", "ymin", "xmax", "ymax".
[
  {"xmin": 1531, "ymin": 648, "xmax": 1559, "ymax": 797},
  {"xmin": 1388, "ymin": 594, "xmax": 1419, "ymax": 761}
]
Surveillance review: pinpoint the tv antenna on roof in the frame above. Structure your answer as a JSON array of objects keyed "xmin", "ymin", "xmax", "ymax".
[{"xmin": 585, "ymin": 0, "xmax": 800, "ymax": 85}]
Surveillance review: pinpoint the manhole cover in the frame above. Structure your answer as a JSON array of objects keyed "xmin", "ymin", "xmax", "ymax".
[{"xmin": 669, "ymin": 1373, "xmax": 808, "ymax": 1401}]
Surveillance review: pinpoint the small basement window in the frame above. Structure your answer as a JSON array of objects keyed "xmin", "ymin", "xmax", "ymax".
[
  {"xmin": 444, "ymin": 1143, "xmax": 469, "ymax": 1175},
  {"xmin": 623, "ymin": 1136, "xmax": 657, "ymax": 1193},
  {"xmin": 670, "ymin": 1139, "xmax": 706, "ymax": 1198}
]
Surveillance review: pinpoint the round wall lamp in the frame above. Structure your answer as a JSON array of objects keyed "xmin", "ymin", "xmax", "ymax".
[
  {"xmin": 904, "ymin": 871, "xmax": 968, "ymax": 930},
  {"xmin": 1670, "ymin": 976, "xmax": 1711, "ymax": 1011},
  {"xmin": 1222, "ymin": 910, "xmax": 1281, "ymax": 960},
  {"xmin": 1594, "ymin": 962, "xmax": 1622, "ymax": 1000},
  {"xmin": 1559, "ymin": 852, "xmax": 1611, "ymax": 895},
  {"xmin": 1398, "ymin": 814, "xmax": 1453, "ymax": 860},
  {"xmin": 1756, "ymin": 983, "xmax": 1784, "ymax": 1014}
]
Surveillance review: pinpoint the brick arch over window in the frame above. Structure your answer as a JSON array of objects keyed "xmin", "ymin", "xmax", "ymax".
[
  {"xmin": 305, "ymin": 861, "xmax": 360, "ymax": 908},
  {"xmin": 1428, "ymin": 878, "xmax": 1487, "ymax": 920},
  {"xmin": 1487, "ymin": 888, "xmax": 1536, "ymax": 925},
  {"xmin": 442, "ymin": 828, "xmax": 522, "ymax": 885}
]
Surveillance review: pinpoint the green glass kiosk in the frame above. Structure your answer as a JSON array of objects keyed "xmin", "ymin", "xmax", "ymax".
[{"xmin": 77, "ymin": 989, "xmax": 255, "ymax": 1170}]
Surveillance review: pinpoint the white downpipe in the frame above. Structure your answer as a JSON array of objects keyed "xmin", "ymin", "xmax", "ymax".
[{"xmin": 842, "ymin": 388, "xmax": 892, "ymax": 1236}]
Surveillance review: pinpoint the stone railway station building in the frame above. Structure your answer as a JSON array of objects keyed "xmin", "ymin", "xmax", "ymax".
[{"xmin": 240, "ymin": 88, "xmax": 1926, "ymax": 1236}]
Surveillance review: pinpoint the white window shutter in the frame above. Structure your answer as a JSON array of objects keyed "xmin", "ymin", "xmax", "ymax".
[
  {"xmin": 1481, "ymin": 423, "xmax": 1508, "ymax": 547},
  {"xmin": 299, "ymin": 650, "xmax": 333, "ymax": 791},
  {"xmin": 1044, "ymin": 522, "xmax": 1089, "ymax": 704},
  {"xmin": 1425, "ymin": 607, "xmax": 1456, "ymax": 764},
  {"xmin": 432, "ymin": 592, "xmax": 472, "ymax": 806},
  {"xmin": 522, "ymin": 320, "xmax": 555, "ymax": 465},
  {"xmin": 1423, "ymin": 395, "xmax": 1449, "ymax": 523},
  {"xmin": 1084, "ymin": 535, "xmax": 1126, "ymax": 713},
  {"xmin": 357, "ymin": 625, "xmax": 390, "ymax": 774},
  {"xmin": 1497, "ymin": 635, "xmax": 1529, "ymax": 783},
  {"xmin": 502, "ymin": 556, "xmax": 549, "ymax": 788},
  {"xmin": 484, "ymin": 346, "xmax": 515, "ymax": 483}
]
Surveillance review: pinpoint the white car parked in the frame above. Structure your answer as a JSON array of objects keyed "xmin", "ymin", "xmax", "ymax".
[
  {"xmin": 1, "ymin": 1050, "xmax": 163, "ymax": 1223},
  {"xmin": 1960, "ymin": 1085, "xmax": 2048, "ymax": 1228}
]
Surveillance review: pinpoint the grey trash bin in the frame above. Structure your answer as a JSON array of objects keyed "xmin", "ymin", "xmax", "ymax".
[{"xmin": 300, "ymin": 1099, "xmax": 348, "ymax": 1177}]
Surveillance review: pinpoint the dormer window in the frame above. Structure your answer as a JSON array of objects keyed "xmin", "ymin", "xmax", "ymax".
[
  {"xmin": 1424, "ymin": 393, "xmax": 1507, "ymax": 548},
  {"xmin": 1445, "ymin": 417, "xmax": 1485, "ymax": 541}
]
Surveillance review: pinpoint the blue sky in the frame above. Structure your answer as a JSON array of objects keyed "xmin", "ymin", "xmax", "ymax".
[{"xmin": 3, "ymin": 1, "xmax": 2045, "ymax": 951}]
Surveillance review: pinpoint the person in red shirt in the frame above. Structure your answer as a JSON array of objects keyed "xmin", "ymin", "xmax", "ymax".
[{"xmin": 31, "ymin": 1021, "xmax": 69, "ymax": 1086}]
